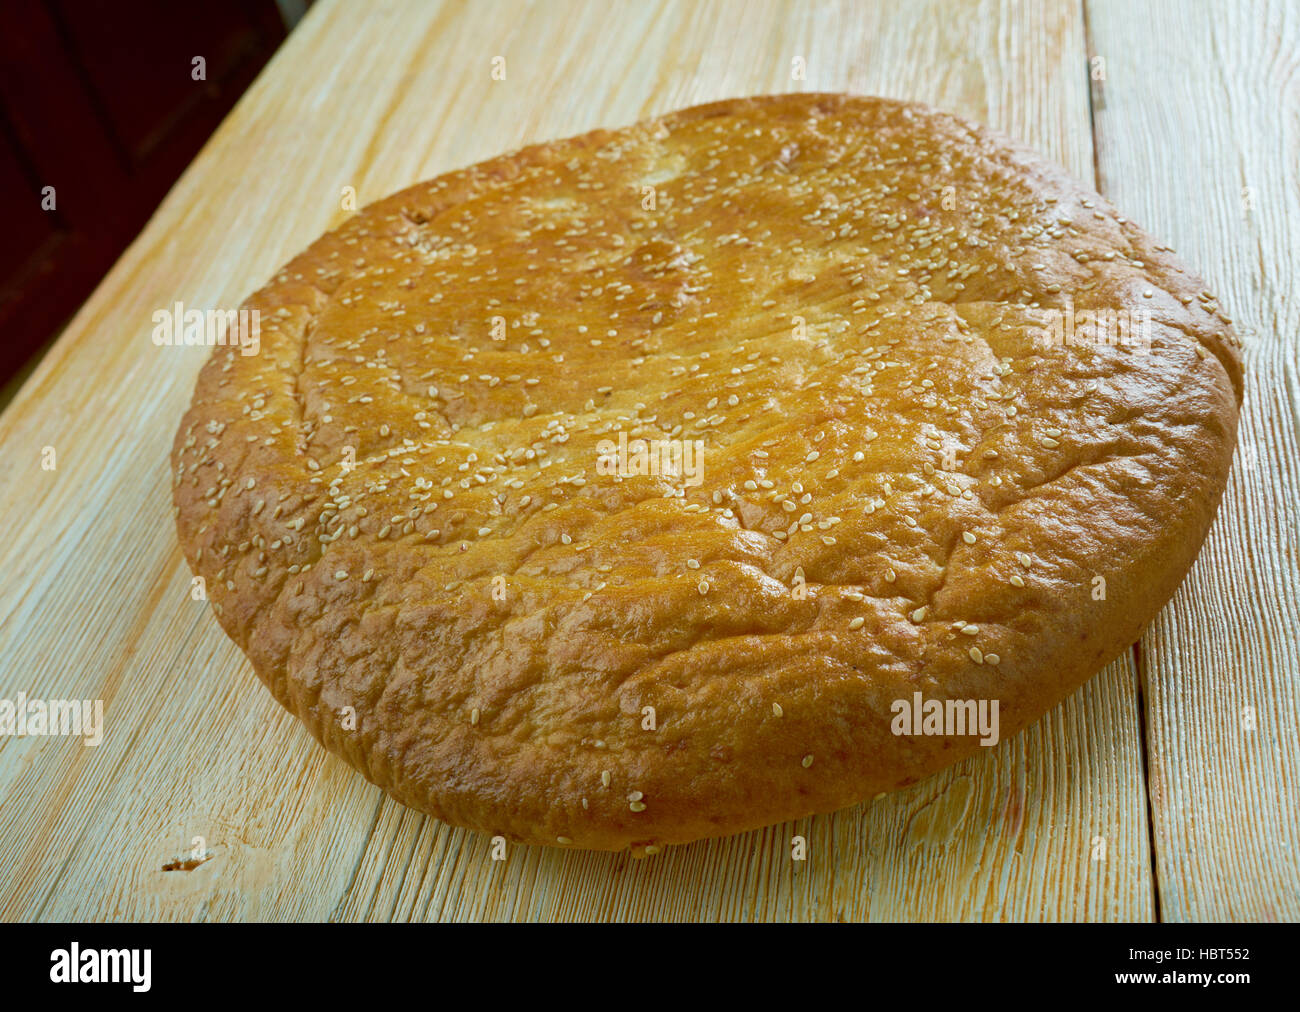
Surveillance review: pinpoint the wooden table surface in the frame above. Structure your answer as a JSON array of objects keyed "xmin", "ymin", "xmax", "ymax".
[{"xmin": 1, "ymin": 0, "xmax": 1295, "ymax": 922}]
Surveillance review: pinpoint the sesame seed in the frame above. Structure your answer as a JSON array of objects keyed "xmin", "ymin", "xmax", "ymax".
[
  {"xmin": 962, "ymin": 531, "xmax": 977, "ymax": 544},
  {"xmin": 772, "ymin": 702, "xmax": 784, "ymax": 717},
  {"xmin": 969, "ymin": 646, "xmax": 984, "ymax": 664},
  {"xmin": 849, "ymin": 617, "xmax": 866, "ymax": 630},
  {"xmin": 801, "ymin": 754, "xmax": 814, "ymax": 768}
]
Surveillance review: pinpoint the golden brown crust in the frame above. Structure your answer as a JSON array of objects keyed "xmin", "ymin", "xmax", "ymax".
[{"xmin": 171, "ymin": 93, "xmax": 1241, "ymax": 851}]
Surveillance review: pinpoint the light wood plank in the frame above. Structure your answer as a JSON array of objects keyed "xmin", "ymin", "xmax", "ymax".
[
  {"xmin": 1086, "ymin": 0, "xmax": 1300, "ymax": 921},
  {"xmin": 0, "ymin": 0, "xmax": 1153, "ymax": 921}
]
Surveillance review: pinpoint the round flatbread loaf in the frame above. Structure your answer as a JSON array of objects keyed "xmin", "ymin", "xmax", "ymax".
[{"xmin": 172, "ymin": 93, "xmax": 1242, "ymax": 852}]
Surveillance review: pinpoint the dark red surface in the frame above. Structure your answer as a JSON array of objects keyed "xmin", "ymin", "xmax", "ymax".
[{"xmin": 0, "ymin": 1, "xmax": 289, "ymax": 387}]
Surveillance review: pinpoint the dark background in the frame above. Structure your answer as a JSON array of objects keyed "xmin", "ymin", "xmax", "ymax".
[{"xmin": 0, "ymin": 0, "xmax": 309, "ymax": 404}]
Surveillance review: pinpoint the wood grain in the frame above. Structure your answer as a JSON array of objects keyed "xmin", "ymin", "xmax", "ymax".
[
  {"xmin": 1086, "ymin": 0, "xmax": 1300, "ymax": 922},
  {"xmin": 3, "ymin": 0, "xmax": 1279, "ymax": 922}
]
